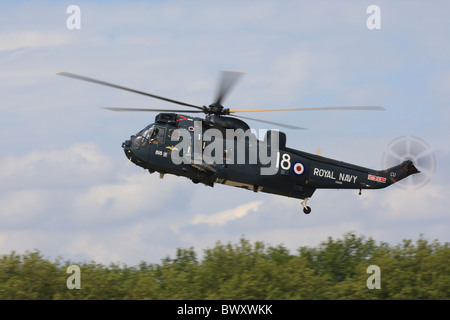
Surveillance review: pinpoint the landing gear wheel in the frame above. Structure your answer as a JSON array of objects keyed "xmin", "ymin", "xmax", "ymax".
[{"xmin": 301, "ymin": 198, "xmax": 311, "ymax": 214}]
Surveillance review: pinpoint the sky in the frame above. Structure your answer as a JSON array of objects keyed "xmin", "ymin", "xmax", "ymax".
[{"xmin": 1, "ymin": 0, "xmax": 449, "ymax": 266}]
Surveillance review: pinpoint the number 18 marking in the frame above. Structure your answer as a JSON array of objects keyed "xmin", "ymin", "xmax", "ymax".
[{"xmin": 277, "ymin": 152, "xmax": 291, "ymax": 170}]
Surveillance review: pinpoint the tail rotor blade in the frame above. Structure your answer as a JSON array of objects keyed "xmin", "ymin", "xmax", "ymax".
[{"xmin": 382, "ymin": 136, "xmax": 436, "ymax": 189}]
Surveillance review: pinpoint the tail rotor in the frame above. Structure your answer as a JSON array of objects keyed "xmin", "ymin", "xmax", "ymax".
[{"xmin": 381, "ymin": 136, "xmax": 436, "ymax": 189}]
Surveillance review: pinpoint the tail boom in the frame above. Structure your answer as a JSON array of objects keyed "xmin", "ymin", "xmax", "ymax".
[{"xmin": 306, "ymin": 159, "xmax": 420, "ymax": 190}]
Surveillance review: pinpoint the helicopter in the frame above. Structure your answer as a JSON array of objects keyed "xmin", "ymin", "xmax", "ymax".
[{"xmin": 57, "ymin": 71, "xmax": 420, "ymax": 214}]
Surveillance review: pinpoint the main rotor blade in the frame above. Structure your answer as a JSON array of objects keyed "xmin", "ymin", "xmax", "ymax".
[
  {"xmin": 57, "ymin": 72, "xmax": 203, "ymax": 110},
  {"xmin": 232, "ymin": 115, "xmax": 306, "ymax": 130},
  {"xmin": 103, "ymin": 107, "xmax": 204, "ymax": 113},
  {"xmin": 229, "ymin": 106, "xmax": 385, "ymax": 113},
  {"xmin": 214, "ymin": 71, "xmax": 245, "ymax": 106}
]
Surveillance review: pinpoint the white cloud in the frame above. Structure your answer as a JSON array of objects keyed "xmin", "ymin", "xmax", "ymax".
[
  {"xmin": 64, "ymin": 233, "xmax": 124, "ymax": 264},
  {"xmin": 361, "ymin": 183, "xmax": 449, "ymax": 222},
  {"xmin": 0, "ymin": 142, "xmax": 114, "ymax": 190},
  {"xmin": 0, "ymin": 31, "xmax": 70, "ymax": 51},
  {"xmin": 0, "ymin": 189, "xmax": 51, "ymax": 228},
  {"xmin": 71, "ymin": 173, "xmax": 187, "ymax": 223},
  {"xmin": 0, "ymin": 142, "xmax": 117, "ymax": 228},
  {"xmin": 62, "ymin": 220, "xmax": 183, "ymax": 264},
  {"xmin": 254, "ymin": 51, "xmax": 312, "ymax": 104}
]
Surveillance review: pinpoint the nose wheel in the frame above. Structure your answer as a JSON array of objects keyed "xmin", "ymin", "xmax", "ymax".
[{"xmin": 301, "ymin": 198, "xmax": 312, "ymax": 214}]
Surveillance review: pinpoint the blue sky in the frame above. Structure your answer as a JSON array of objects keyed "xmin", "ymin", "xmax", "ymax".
[{"xmin": 1, "ymin": 0, "xmax": 449, "ymax": 265}]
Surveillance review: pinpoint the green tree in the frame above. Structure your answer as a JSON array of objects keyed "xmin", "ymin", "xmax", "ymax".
[
  {"xmin": 1, "ymin": 233, "xmax": 449, "ymax": 300},
  {"xmin": 0, "ymin": 250, "xmax": 63, "ymax": 299},
  {"xmin": 299, "ymin": 232, "xmax": 377, "ymax": 283}
]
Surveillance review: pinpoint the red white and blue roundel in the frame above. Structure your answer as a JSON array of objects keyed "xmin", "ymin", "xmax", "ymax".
[{"xmin": 292, "ymin": 161, "xmax": 305, "ymax": 176}]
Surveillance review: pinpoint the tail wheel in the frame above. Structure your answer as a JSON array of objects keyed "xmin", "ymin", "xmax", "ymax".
[{"xmin": 301, "ymin": 198, "xmax": 311, "ymax": 214}]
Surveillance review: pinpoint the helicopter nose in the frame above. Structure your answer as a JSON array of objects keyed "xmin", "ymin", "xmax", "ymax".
[
  {"xmin": 122, "ymin": 139, "xmax": 132, "ymax": 149},
  {"xmin": 122, "ymin": 137, "xmax": 147, "ymax": 167},
  {"xmin": 122, "ymin": 139, "xmax": 134, "ymax": 161}
]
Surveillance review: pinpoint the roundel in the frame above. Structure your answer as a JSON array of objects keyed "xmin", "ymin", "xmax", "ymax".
[{"xmin": 292, "ymin": 162, "xmax": 305, "ymax": 176}]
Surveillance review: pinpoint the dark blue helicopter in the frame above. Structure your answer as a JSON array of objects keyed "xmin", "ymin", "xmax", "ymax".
[{"xmin": 58, "ymin": 71, "xmax": 419, "ymax": 214}]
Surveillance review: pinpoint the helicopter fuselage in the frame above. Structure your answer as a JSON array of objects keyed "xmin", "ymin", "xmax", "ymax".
[{"xmin": 122, "ymin": 113, "xmax": 419, "ymax": 211}]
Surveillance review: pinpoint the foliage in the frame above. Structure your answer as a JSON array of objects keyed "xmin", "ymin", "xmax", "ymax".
[{"xmin": 0, "ymin": 232, "xmax": 448, "ymax": 300}]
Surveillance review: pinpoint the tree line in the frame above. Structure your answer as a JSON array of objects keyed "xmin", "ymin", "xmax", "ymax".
[{"xmin": 0, "ymin": 232, "xmax": 448, "ymax": 299}]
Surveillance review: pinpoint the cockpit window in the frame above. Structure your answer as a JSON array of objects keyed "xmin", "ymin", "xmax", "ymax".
[
  {"xmin": 148, "ymin": 126, "xmax": 159, "ymax": 141},
  {"xmin": 132, "ymin": 125, "xmax": 165, "ymax": 148}
]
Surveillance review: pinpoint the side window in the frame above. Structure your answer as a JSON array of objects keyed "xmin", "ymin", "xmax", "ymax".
[{"xmin": 153, "ymin": 127, "xmax": 166, "ymax": 144}]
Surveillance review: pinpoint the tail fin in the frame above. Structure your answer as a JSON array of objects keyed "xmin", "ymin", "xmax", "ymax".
[{"xmin": 379, "ymin": 160, "xmax": 420, "ymax": 187}]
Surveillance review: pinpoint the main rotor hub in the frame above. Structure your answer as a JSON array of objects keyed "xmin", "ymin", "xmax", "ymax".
[{"xmin": 206, "ymin": 103, "xmax": 230, "ymax": 115}]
